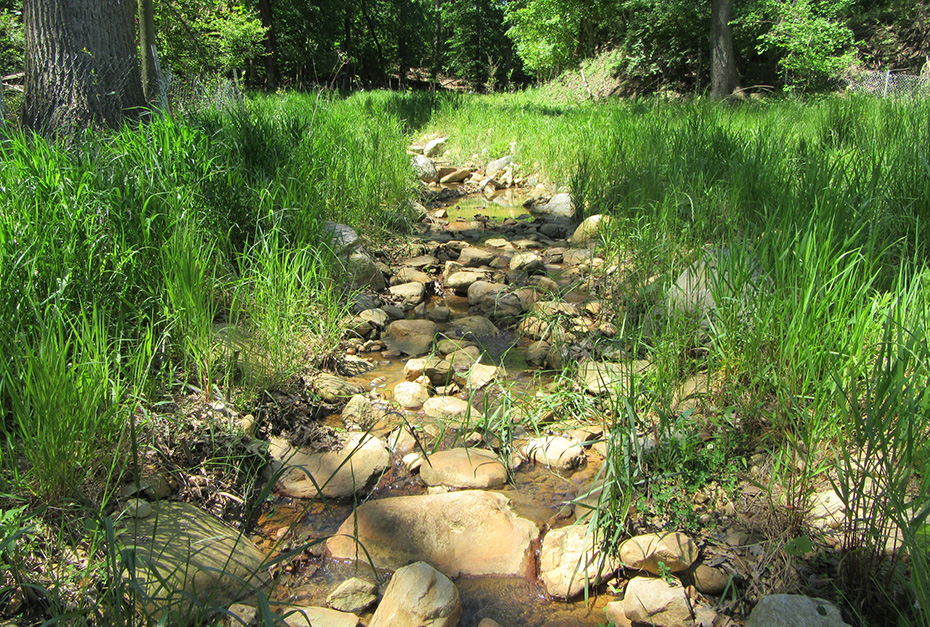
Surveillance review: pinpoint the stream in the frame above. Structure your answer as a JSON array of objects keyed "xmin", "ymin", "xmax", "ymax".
[{"xmin": 254, "ymin": 188, "xmax": 617, "ymax": 626}]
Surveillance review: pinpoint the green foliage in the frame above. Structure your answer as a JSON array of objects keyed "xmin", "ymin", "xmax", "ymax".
[
  {"xmin": 745, "ymin": 0, "xmax": 856, "ymax": 91},
  {"xmin": 0, "ymin": 6, "xmax": 22, "ymax": 76},
  {"xmin": 156, "ymin": 1, "xmax": 266, "ymax": 79},
  {"xmin": 504, "ymin": 0, "xmax": 597, "ymax": 77},
  {"xmin": 444, "ymin": 0, "xmax": 516, "ymax": 89}
]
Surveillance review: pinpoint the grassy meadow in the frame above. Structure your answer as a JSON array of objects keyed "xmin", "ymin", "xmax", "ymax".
[{"xmin": 1, "ymin": 88, "xmax": 929, "ymax": 625}]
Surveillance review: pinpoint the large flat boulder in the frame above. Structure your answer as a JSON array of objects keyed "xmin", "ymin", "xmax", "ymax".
[
  {"xmin": 272, "ymin": 433, "xmax": 389, "ymax": 499},
  {"xmin": 419, "ymin": 448, "xmax": 507, "ymax": 488},
  {"xmin": 326, "ymin": 490, "xmax": 538, "ymax": 577},
  {"xmin": 125, "ymin": 502, "xmax": 270, "ymax": 624}
]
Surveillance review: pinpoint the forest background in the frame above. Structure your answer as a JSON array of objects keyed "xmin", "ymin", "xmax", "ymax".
[{"xmin": 0, "ymin": 0, "xmax": 928, "ymax": 99}]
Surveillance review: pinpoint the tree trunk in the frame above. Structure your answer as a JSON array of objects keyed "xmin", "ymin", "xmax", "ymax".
[
  {"xmin": 432, "ymin": 0, "xmax": 442, "ymax": 89},
  {"xmin": 23, "ymin": 0, "xmax": 143, "ymax": 136},
  {"xmin": 138, "ymin": 0, "xmax": 159, "ymax": 106},
  {"xmin": 710, "ymin": 0, "xmax": 737, "ymax": 100},
  {"xmin": 258, "ymin": 0, "xmax": 279, "ymax": 90}
]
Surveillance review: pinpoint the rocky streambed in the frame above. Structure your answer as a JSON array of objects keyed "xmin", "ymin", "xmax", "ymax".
[{"xmin": 120, "ymin": 169, "xmax": 854, "ymax": 627}]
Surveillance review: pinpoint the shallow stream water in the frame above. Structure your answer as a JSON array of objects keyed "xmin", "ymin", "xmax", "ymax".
[{"xmin": 255, "ymin": 188, "xmax": 614, "ymax": 626}]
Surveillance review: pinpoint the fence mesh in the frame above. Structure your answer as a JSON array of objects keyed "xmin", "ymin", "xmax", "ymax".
[{"xmin": 846, "ymin": 68, "xmax": 930, "ymax": 98}]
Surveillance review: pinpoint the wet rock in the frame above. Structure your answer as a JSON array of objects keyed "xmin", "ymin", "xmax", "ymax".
[
  {"xmin": 388, "ymin": 426, "xmax": 417, "ymax": 455},
  {"xmin": 412, "ymin": 154, "xmax": 438, "ymax": 183},
  {"xmin": 604, "ymin": 601, "xmax": 633, "ymax": 627},
  {"xmin": 369, "ymin": 562, "xmax": 461, "ymax": 627},
  {"xmin": 442, "ymin": 260, "xmax": 464, "ymax": 280},
  {"xmin": 312, "ymin": 374, "xmax": 363, "ymax": 403},
  {"xmin": 463, "ymin": 363, "xmax": 498, "ymax": 390},
  {"xmin": 389, "ymin": 281, "xmax": 426, "ymax": 307},
  {"xmin": 424, "ymin": 359, "xmax": 454, "ymax": 386},
  {"xmin": 539, "ymin": 523, "xmax": 622, "ymax": 598},
  {"xmin": 327, "ymin": 577, "xmax": 378, "ymax": 614},
  {"xmin": 528, "ymin": 193, "xmax": 574, "ymax": 219},
  {"xmin": 567, "ymin": 425, "xmax": 603, "ymax": 445},
  {"xmin": 394, "ymin": 381, "xmax": 430, "ymax": 409},
  {"xmin": 345, "ymin": 316, "xmax": 374, "ymax": 340},
  {"xmin": 528, "ymin": 275, "xmax": 560, "ymax": 294},
  {"xmin": 562, "ymin": 248, "xmax": 594, "ymax": 265},
  {"xmin": 404, "ymin": 357, "xmax": 438, "ymax": 381},
  {"xmin": 275, "ymin": 606, "xmax": 359, "ymax": 627},
  {"xmin": 451, "ymin": 315, "xmax": 498, "ymax": 337},
  {"xmin": 693, "ymin": 563, "xmax": 729, "ymax": 595},
  {"xmin": 423, "ymin": 137, "xmax": 447, "ymax": 158},
  {"xmin": 448, "ymin": 347, "xmax": 481, "ymax": 371},
  {"xmin": 423, "ymin": 396, "xmax": 471, "ymax": 423},
  {"xmin": 579, "ymin": 360, "xmax": 650, "ymax": 396},
  {"xmin": 485, "ymin": 237, "xmax": 512, "ymax": 249},
  {"xmin": 338, "ymin": 354, "xmax": 376, "ymax": 377},
  {"xmin": 272, "ymin": 433, "xmax": 389, "ymax": 499},
  {"xmin": 326, "ymin": 491, "xmax": 538, "ymax": 576},
  {"xmin": 359, "ymin": 308, "xmax": 390, "ymax": 329},
  {"xmin": 352, "ymin": 293, "xmax": 382, "ymax": 313},
  {"xmin": 568, "ymin": 214, "xmax": 611, "ymax": 248},
  {"xmin": 440, "ymin": 167, "xmax": 474, "ymax": 184},
  {"xmin": 621, "ymin": 577, "xmax": 692, "ymax": 627},
  {"xmin": 342, "ymin": 394, "xmax": 377, "ymax": 430},
  {"xmin": 745, "ymin": 594, "xmax": 851, "ymax": 627},
  {"xmin": 618, "ymin": 532, "xmax": 699, "ymax": 574},
  {"xmin": 458, "ymin": 246, "xmax": 496, "ymax": 268},
  {"xmin": 347, "ymin": 251, "xmax": 386, "ymax": 292},
  {"xmin": 383, "ymin": 319, "xmax": 438, "ymax": 356},
  {"xmin": 382, "ymin": 304, "xmax": 405, "ymax": 320},
  {"xmin": 419, "ymin": 448, "xmax": 507, "ymax": 488},
  {"xmin": 522, "ymin": 436, "xmax": 586, "ymax": 472},
  {"xmin": 391, "ymin": 267, "xmax": 432, "ymax": 286},
  {"xmin": 437, "ymin": 338, "xmax": 477, "ymax": 355},
  {"xmin": 510, "ymin": 251, "xmax": 546, "ymax": 274},
  {"xmin": 125, "ymin": 502, "xmax": 270, "ymax": 624},
  {"xmin": 403, "ymin": 452, "xmax": 425, "ymax": 472},
  {"xmin": 404, "ymin": 254, "xmax": 440, "ymax": 269},
  {"xmin": 524, "ymin": 341, "xmax": 550, "ymax": 368},
  {"xmin": 428, "ymin": 306, "xmax": 452, "ymax": 322},
  {"xmin": 446, "ymin": 270, "xmax": 487, "ymax": 293},
  {"xmin": 539, "ymin": 219, "xmax": 572, "ymax": 239},
  {"xmin": 485, "ymin": 155, "xmax": 513, "ymax": 180},
  {"xmin": 468, "ymin": 280, "xmax": 506, "ymax": 305}
]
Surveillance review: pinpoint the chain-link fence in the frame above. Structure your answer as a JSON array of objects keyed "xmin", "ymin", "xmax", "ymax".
[{"xmin": 846, "ymin": 68, "xmax": 930, "ymax": 98}]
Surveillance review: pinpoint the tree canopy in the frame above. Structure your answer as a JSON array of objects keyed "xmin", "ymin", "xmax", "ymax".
[{"xmin": 1, "ymin": 0, "xmax": 926, "ymax": 102}]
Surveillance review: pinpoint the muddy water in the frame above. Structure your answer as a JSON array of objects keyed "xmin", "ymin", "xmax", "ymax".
[{"xmin": 258, "ymin": 189, "xmax": 616, "ymax": 626}]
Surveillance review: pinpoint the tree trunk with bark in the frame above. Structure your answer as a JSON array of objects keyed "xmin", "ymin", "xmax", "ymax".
[
  {"xmin": 710, "ymin": 0, "xmax": 737, "ymax": 100},
  {"xmin": 138, "ymin": 0, "xmax": 159, "ymax": 106},
  {"xmin": 23, "ymin": 0, "xmax": 144, "ymax": 136},
  {"xmin": 258, "ymin": 0, "xmax": 279, "ymax": 90}
]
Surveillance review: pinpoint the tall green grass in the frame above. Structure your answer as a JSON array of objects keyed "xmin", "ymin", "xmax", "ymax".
[
  {"xmin": 386, "ymin": 89, "xmax": 930, "ymax": 623},
  {"xmin": 0, "ymin": 91, "xmax": 413, "ymax": 499}
]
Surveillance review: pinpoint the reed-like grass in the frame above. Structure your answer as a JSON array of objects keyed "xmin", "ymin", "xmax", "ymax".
[{"xmin": 0, "ymin": 91, "xmax": 413, "ymax": 500}]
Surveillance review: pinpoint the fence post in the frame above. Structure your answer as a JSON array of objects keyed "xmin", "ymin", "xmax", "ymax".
[{"xmin": 883, "ymin": 69, "xmax": 891, "ymax": 97}]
